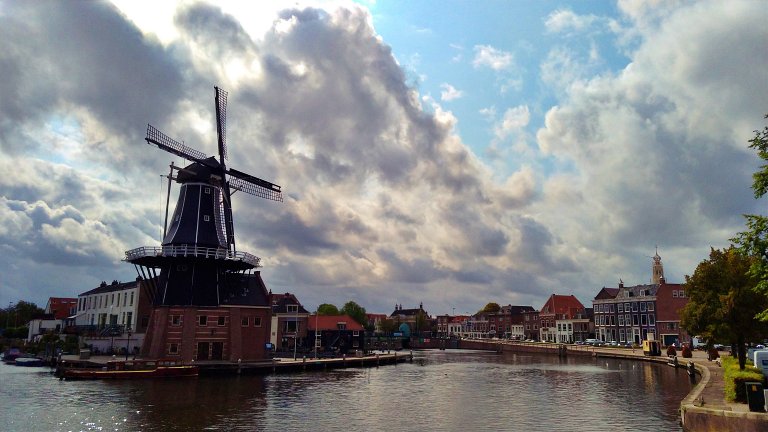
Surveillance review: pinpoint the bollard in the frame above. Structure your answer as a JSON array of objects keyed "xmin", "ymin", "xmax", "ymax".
[
  {"xmin": 687, "ymin": 361, "xmax": 696, "ymax": 384},
  {"xmin": 237, "ymin": 358, "xmax": 242, "ymax": 375}
]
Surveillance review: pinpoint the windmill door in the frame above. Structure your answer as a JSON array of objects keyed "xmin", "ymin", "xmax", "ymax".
[
  {"xmin": 197, "ymin": 342, "xmax": 210, "ymax": 360},
  {"xmin": 211, "ymin": 342, "xmax": 223, "ymax": 360}
]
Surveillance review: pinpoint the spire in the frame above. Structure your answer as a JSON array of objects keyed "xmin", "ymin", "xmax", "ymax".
[{"xmin": 652, "ymin": 247, "xmax": 664, "ymax": 284}]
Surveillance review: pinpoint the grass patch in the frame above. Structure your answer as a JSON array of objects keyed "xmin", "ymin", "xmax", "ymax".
[{"xmin": 722, "ymin": 356, "xmax": 765, "ymax": 403}]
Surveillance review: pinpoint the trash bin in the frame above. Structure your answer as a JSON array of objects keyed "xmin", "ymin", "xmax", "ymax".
[{"xmin": 745, "ymin": 381, "xmax": 765, "ymax": 412}]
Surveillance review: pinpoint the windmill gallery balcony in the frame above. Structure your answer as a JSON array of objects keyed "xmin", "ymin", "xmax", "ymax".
[{"xmin": 124, "ymin": 245, "xmax": 261, "ymax": 270}]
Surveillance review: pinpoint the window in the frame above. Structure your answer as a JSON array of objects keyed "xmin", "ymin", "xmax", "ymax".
[
  {"xmin": 130, "ymin": 292, "xmax": 134, "ymax": 306},
  {"xmin": 199, "ymin": 315, "xmax": 208, "ymax": 326},
  {"xmin": 169, "ymin": 343, "xmax": 179, "ymax": 354},
  {"xmin": 111, "ymin": 294, "xmax": 115, "ymax": 305},
  {"xmin": 242, "ymin": 317, "xmax": 249, "ymax": 326},
  {"xmin": 633, "ymin": 315, "xmax": 639, "ymax": 326},
  {"xmin": 205, "ymin": 187, "xmax": 211, "ymax": 194},
  {"xmin": 672, "ymin": 290, "xmax": 679, "ymax": 298},
  {"xmin": 171, "ymin": 315, "xmax": 181, "ymax": 326},
  {"xmin": 679, "ymin": 290, "xmax": 686, "ymax": 298},
  {"xmin": 648, "ymin": 314, "xmax": 655, "ymax": 325},
  {"xmin": 640, "ymin": 302, "xmax": 646, "ymax": 312},
  {"xmin": 217, "ymin": 316, "xmax": 225, "ymax": 326},
  {"xmin": 609, "ymin": 315, "xmax": 614, "ymax": 326},
  {"xmin": 631, "ymin": 302, "xmax": 638, "ymax": 312},
  {"xmin": 353, "ymin": 330, "xmax": 360, "ymax": 336},
  {"xmin": 618, "ymin": 315, "xmax": 624, "ymax": 326},
  {"xmin": 204, "ymin": 215, "xmax": 210, "ymax": 222},
  {"xmin": 618, "ymin": 303, "xmax": 624, "ymax": 313},
  {"xmin": 287, "ymin": 304, "xmax": 298, "ymax": 313},
  {"xmin": 625, "ymin": 314, "xmax": 630, "ymax": 325},
  {"xmin": 641, "ymin": 314, "xmax": 647, "ymax": 326},
  {"xmin": 126, "ymin": 312, "xmax": 132, "ymax": 329},
  {"xmin": 619, "ymin": 329, "xmax": 625, "ymax": 342},
  {"xmin": 254, "ymin": 317, "xmax": 262, "ymax": 327},
  {"xmin": 647, "ymin": 302, "xmax": 654, "ymax": 311}
]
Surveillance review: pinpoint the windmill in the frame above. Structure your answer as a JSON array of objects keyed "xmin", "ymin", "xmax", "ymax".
[
  {"xmin": 126, "ymin": 86, "xmax": 282, "ymax": 307},
  {"xmin": 145, "ymin": 86, "xmax": 282, "ymax": 254}
]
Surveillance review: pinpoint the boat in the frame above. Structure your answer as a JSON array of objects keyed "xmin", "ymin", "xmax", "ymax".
[
  {"xmin": 2, "ymin": 348, "xmax": 23, "ymax": 364},
  {"xmin": 14, "ymin": 355, "xmax": 45, "ymax": 367},
  {"xmin": 56, "ymin": 358, "xmax": 199, "ymax": 380}
]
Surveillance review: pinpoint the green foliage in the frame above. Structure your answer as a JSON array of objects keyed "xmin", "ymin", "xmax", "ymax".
[
  {"xmin": 480, "ymin": 303, "xmax": 501, "ymax": 314},
  {"xmin": 379, "ymin": 318, "xmax": 397, "ymax": 334},
  {"xmin": 0, "ymin": 301, "xmax": 44, "ymax": 330},
  {"xmin": 340, "ymin": 301, "xmax": 367, "ymax": 326},
  {"xmin": 317, "ymin": 303, "xmax": 340, "ymax": 315},
  {"xmin": 722, "ymin": 356, "xmax": 765, "ymax": 403},
  {"xmin": 680, "ymin": 246, "xmax": 768, "ymax": 369},
  {"xmin": 733, "ymin": 114, "xmax": 768, "ymax": 321}
]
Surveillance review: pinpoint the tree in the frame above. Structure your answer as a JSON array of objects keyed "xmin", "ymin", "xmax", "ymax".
[
  {"xmin": 340, "ymin": 301, "xmax": 367, "ymax": 327},
  {"xmin": 480, "ymin": 302, "xmax": 501, "ymax": 314},
  {"xmin": 317, "ymin": 303, "xmax": 340, "ymax": 315},
  {"xmin": 379, "ymin": 318, "xmax": 398, "ymax": 335},
  {"xmin": 733, "ymin": 114, "xmax": 768, "ymax": 321},
  {"xmin": 681, "ymin": 247, "xmax": 768, "ymax": 369}
]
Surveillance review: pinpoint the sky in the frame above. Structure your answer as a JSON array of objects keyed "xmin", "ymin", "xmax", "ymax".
[{"xmin": 0, "ymin": 0, "xmax": 766, "ymax": 316}]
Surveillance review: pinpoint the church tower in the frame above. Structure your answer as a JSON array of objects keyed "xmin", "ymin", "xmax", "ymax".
[{"xmin": 651, "ymin": 247, "xmax": 664, "ymax": 284}]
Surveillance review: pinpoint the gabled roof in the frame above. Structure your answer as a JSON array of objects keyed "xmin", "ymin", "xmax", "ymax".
[
  {"xmin": 80, "ymin": 280, "xmax": 140, "ymax": 296},
  {"xmin": 540, "ymin": 294, "xmax": 585, "ymax": 318},
  {"xmin": 500, "ymin": 305, "xmax": 536, "ymax": 315},
  {"xmin": 269, "ymin": 292, "xmax": 310, "ymax": 314},
  {"xmin": 307, "ymin": 314, "xmax": 365, "ymax": 331},
  {"xmin": 593, "ymin": 287, "xmax": 619, "ymax": 300}
]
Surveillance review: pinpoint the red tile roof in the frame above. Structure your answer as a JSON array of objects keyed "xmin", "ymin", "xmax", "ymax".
[
  {"xmin": 307, "ymin": 314, "xmax": 365, "ymax": 331},
  {"xmin": 540, "ymin": 294, "xmax": 585, "ymax": 318}
]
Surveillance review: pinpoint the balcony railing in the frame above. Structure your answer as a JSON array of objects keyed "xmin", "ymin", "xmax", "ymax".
[{"xmin": 124, "ymin": 245, "xmax": 261, "ymax": 267}]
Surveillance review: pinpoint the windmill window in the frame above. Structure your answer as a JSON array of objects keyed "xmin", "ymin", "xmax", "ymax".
[{"xmin": 204, "ymin": 215, "xmax": 210, "ymax": 222}]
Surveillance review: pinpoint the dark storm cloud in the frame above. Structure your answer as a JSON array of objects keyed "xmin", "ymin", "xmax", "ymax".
[{"xmin": 0, "ymin": 1, "xmax": 186, "ymax": 167}]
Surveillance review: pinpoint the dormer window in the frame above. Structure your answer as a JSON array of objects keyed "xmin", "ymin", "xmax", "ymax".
[{"xmin": 287, "ymin": 304, "xmax": 298, "ymax": 313}]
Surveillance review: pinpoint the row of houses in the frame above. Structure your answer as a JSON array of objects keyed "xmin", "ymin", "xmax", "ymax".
[
  {"xmin": 26, "ymin": 251, "xmax": 690, "ymax": 358},
  {"xmin": 435, "ymin": 252, "xmax": 690, "ymax": 346}
]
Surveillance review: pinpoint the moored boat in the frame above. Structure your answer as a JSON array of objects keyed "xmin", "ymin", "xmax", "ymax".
[
  {"xmin": 56, "ymin": 358, "xmax": 198, "ymax": 380},
  {"xmin": 14, "ymin": 355, "xmax": 45, "ymax": 367}
]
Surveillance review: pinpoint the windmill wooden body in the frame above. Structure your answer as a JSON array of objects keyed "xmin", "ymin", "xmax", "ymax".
[{"xmin": 125, "ymin": 87, "xmax": 282, "ymax": 362}]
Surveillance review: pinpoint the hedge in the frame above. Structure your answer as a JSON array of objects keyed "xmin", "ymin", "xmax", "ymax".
[{"xmin": 722, "ymin": 356, "xmax": 766, "ymax": 403}]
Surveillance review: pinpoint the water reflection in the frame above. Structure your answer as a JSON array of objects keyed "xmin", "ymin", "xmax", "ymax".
[{"xmin": 0, "ymin": 350, "xmax": 691, "ymax": 431}]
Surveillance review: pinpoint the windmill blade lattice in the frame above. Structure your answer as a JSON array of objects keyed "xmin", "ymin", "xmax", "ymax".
[{"xmin": 146, "ymin": 124, "xmax": 207, "ymax": 162}]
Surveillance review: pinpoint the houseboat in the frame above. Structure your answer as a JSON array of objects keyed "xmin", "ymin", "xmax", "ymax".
[{"xmin": 56, "ymin": 358, "xmax": 198, "ymax": 380}]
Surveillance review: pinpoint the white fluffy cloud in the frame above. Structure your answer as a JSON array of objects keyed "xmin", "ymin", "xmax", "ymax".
[{"xmin": 0, "ymin": 0, "xmax": 765, "ymax": 316}]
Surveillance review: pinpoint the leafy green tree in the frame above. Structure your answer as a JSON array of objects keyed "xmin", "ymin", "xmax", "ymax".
[
  {"xmin": 681, "ymin": 247, "xmax": 768, "ymax": 369},
  {"xmin": 413, "ymin": 310, "xmax": 432, "ymax": 336},
  {"xmin": 379, "ymin": 318, "xmax": 397, "ymax": 335},
  {"xmin": 317, "ymin": 303, "xmax": 340, "ymax": 315},
  {"xmin": 479, "ymin": 302, "xmax": 501, "ymax": 314},
  {"xmin": 733, "ymin": 114, "xmax": 768, "ymax": 321},
  {"xmin": 340, "ymin": 301, "xmax": 367, "ymax": 327}
]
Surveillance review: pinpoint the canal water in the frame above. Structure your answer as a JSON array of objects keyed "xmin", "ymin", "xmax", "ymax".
[{"xmin": 0, "ymin": 349, "xmax": 692, "ymax": 431}]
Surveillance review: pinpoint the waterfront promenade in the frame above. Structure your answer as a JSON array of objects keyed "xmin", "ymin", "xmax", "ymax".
[{"xmin": 430, "ymin": 339, "xmax": 767, "ymax": 432}]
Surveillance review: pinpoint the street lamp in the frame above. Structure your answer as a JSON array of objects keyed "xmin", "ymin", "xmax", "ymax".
[{"xmin": 125, "ymin": 328, "xmax": 132, "ymax": 361}]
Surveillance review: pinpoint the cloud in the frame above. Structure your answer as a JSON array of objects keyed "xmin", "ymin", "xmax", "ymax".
[
  {"xmin": 544, "ymin": 9, "xmax": 600, "ymax": 35},
  {"xmin": 440, "ymin": 83, "xmax": 464, "ymax": 101},
  {"xmin": 0, "ymin": 0, "xmax": 765, "ymax": 318},
  {"xmin": 472, "ymin": 45, "xmax": 513, "ymax": 71}
]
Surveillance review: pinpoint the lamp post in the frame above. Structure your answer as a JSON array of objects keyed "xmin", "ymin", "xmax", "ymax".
[
  {"xmin": 125, "ymin": 328, "xmax": 132, "ymax": 361},
  {"xmin": 314, "ymin": 310, "xmax": 319, "ymax": 359}
]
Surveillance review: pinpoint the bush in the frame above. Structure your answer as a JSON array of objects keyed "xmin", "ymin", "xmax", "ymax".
[
  {"xmin": 681, "ymin": 345, "xmax": 692, "ymax": 358},
  {"xmin": 722, "ymin": 356, "xmax": 765, "ymax": 402}
]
